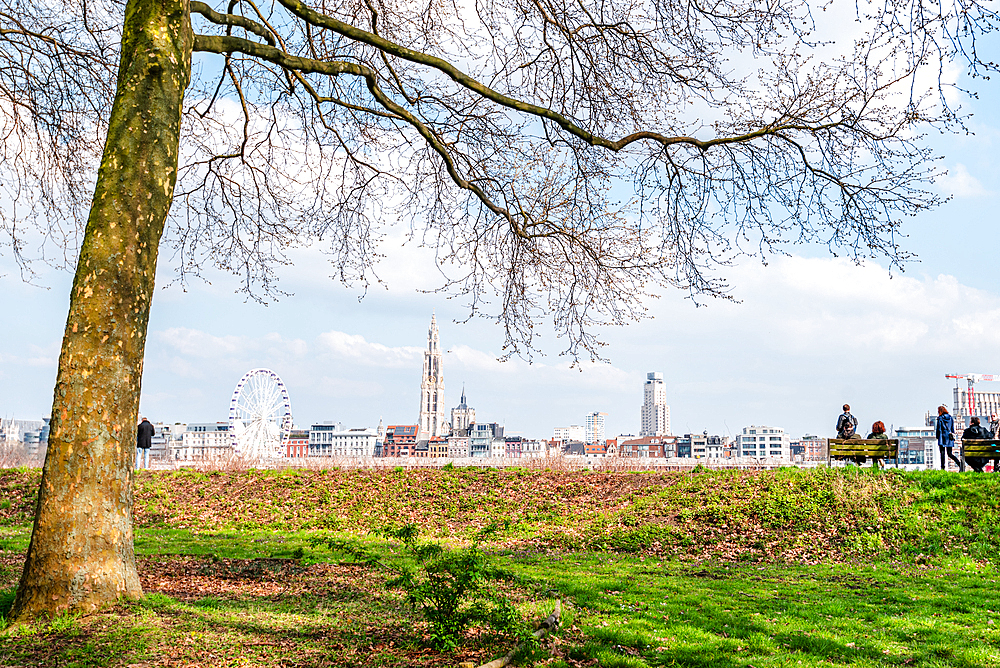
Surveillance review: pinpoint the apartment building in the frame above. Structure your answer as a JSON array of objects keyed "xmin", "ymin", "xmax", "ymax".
[
  {"xmin": 620, "ymin": 435, "xmax": 677, "ymax": 457},
  {"xmin": 736, "ymin": 426, "xmax": 789, "ymax": 460}
]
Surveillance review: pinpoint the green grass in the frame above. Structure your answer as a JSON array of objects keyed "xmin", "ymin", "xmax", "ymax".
[
  {"xmin": 133, "ymin": 527, "xmax": 328, "ymax": 560},
  {"xmin": 503, "ymin": 550, "xmax": 1000, "ymax": 667},
  {"xmin": 2, "ymin": 468, "xmax": 1000, "ymax": 666}
]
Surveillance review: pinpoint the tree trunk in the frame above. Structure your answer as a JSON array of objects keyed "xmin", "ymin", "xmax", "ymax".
[{"xmin": 10, "ymin": 0, "xmax": 192, "ymax": 621}]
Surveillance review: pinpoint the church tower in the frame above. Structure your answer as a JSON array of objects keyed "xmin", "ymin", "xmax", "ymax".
[
  {"xmin": 450, "ymin": 386, "xmax": 475, "ymax": 434},
  {"xmin": 419, "ymin": 314, "xmax": 446, "ymax": 437}
]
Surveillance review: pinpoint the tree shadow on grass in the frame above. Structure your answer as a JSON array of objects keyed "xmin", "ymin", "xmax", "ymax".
[{"xmin": 2, "ymin": 553, "xmax": 521, "ymax": 668}]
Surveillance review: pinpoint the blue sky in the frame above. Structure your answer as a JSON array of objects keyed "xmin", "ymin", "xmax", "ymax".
[{"xmin": 3, "ymin": 37, "xmax": 1000, "ymax": 442}]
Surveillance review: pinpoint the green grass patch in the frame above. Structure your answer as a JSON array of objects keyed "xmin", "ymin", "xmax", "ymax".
[
  {"xmin": 133, "ymin": 527, "xmax": 329, "ymax": 561},
  {"xmin": 504, "ymin": 551, "xmax": 1000, "ymax": 667}
]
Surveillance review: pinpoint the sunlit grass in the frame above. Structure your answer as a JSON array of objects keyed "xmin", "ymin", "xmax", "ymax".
[{"xmin": 504, "ymin": 550, "xmax": 1000, "ymax": 667}]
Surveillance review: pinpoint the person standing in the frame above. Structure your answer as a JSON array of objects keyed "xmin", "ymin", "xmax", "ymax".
[
  {"xmin": 137, "ymin": 417, "xmax": 154, "ymax": 470},
  {"xmin": 836, "ymin": 404, "xmax": 859, "ymax": 439},
  {"xmin": 990, "ymin": 413, "xmax": 1000, "ymax": 472},
  {"xmin": 936, "ymin": 405, "xmax": 962, "ymax": 471}
]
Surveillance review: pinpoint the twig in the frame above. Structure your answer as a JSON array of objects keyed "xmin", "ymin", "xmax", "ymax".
[{"xmin": 474, "ymin": 599, "xmax": 562, "ymax": 668}]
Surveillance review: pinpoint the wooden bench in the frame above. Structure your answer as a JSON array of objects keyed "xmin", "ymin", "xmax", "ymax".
[
  {"xmin": 828, "ymin": 439, "xmax": 900, "ymax": 468},
  {"xmin": 958, "ymin": 439, "xmax": 1000, "ymax": 472}
]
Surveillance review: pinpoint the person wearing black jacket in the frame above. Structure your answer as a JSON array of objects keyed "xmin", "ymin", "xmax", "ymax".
[
  {"xmin": 962, "ymin": 417, "xmax": 991, "ymax": 473},
  {"xmin": 136, "ymin": 417, "xmax": 154, "ymax": 470}
]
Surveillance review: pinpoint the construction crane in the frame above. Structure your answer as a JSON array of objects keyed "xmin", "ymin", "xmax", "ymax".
[{"xmin": 945, "ymin": 374, "xmax": 1000, "ymax": 416}]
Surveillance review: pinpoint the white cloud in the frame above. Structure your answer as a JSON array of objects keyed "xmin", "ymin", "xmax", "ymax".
[
  {"xmin": 314, "ymin": 376, "xmax": 384, "ymax": 399},
  {"xmin": 673, "ymin": 256, "xmax": 1000, "ymax": 356},
  {"xmin": 316, "ymin": 330, "xmax": 422, "ymax": 368},
  {"xmin": 157, "ymin": 327, "xmax": 247, "ymax": 358},
  {"xmin": 448, "ymin": 343, "xmax": 632, "ymax": 392},
  {"xmin": 937, "ymin": 164, "xmax": 989, "ymax": 197},
  {"xmin": 448, "ymin": 344, "xmax": 518, "ymax": 373}
]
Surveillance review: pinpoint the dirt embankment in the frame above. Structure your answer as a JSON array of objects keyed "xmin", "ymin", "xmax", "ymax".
[{"xmin": 2, "ymin": 467, "xmax": 998, "ymax": 564}]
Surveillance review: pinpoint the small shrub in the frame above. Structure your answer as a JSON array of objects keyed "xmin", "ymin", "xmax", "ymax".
[{"xmin": 321, "ymin": 522, "xmax": 531, "ymax": 650}]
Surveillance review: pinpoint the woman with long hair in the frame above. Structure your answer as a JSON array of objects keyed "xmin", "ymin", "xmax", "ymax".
[{"xmin": 936, "ymin": 405, "xmax": 962, "ymax": 471}]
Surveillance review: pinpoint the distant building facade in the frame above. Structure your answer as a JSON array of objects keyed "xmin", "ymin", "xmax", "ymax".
[
  {"xmin": 382, "ymin": 424, "xmax": 419, "ymax": 457},
  {"xmin": 286, "ymin": 429, "xmax": 309, "ymax": 457},
  {"xmin": 323, "ymin": 428, "xmax": 381, "ymax": 458},
  {"xmin": 553, "ymin": 425, "xmax": 585, "ymax": 442},
  {"xmin": 428, "ymin": 437, "xmax": 449, "ymax": 458},
  {"xmin": 895, "ymin": 427, "xmax": 933, "ymax": 466},
  {"xmin": 418, "ymin": 314, "xmax": 447, "ymax": 438},
  {"xmin": 182, "ymin": 422, "xmax": 232, "ymax": 459},
  {"xmin": 789, "ymin": 434, "xmax": 826, "ymax": 461},
  {"xmin": 152, "ymin": 422, "xmax": 185, "ymax": 460},
  {"xmin": 521, "ymin": 439, "xmax": 550, "ymax": 459},
  {"xmin": 679, "ymin": 432, "xmax": 728, "ymax": 459},
  {"xmin": 470, "ymin": 422, "xmax": 504, "ymax": 457},
  {"xmin": 621, "ymin": 435, "xmax": 677, "ymax": 458},
  {"xmin": 737, "ymin": 425, "xmax": 789, "ymax": 460},
  {"xmin": 309, "ymin": 422, "xmax": 346, "ymax": 457},
  {"xmin": 447, "ymin": 434, "xmax": 470, "ymax": 458},
  {"xmin": 640, "ymin": 372, "xmax": 670, "ymax": 436},
  {"xmin": 585, "ymin": 412, "xmax": 608, "ymax": 445}
]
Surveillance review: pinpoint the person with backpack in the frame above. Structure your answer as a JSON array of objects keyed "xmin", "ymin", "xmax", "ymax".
[
  {"xmin": 836, "ymin": 405, "xmax": 864, "ymax": 464},
  {"xmin": 836, "ymin": 404, "xmax": 859, "ymax": 439},
  {"xmin": 962, "ymin": 416, "xmax": 992, "ymax": 473},
  {"xmin": 936, "ymin": 405, "xmax": 962, "ymax": 471}
]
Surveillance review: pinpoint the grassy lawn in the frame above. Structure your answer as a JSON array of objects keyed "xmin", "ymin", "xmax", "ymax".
[
  {"xmin": 1, "ymin": 468, "xmax": 999, "ymax": 667},
  {"xmin": 509, "ymin": 552, "xmax": 1000, "ymax": 668}
]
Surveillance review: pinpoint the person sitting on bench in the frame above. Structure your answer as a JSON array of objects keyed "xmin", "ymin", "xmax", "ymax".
[
  {"xmin": 962, "ymin": 416, "xmax": 992, "ymax": 473},
  {"xmin": 836, "ymin": 405, "xmax": 864, "ymax": 463},
  {"xmin": 837, "ymin": 404, "xmax": 860, "ymax": 439},
  {"xmin": 866, "ymin": 421, "xmax": 888, "ymax": 468}
]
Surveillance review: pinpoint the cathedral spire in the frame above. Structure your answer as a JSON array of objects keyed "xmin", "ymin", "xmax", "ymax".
[
  {"xmin": 428, "ymin": 312, "xmax": 440, "ymax": 353},
  {"xmin": 419, "ymin": 314, "xmax": 446, "ymax": 437}
]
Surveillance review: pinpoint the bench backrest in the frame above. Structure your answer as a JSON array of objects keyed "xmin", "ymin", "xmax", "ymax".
[
  {"xmin": 828, "ymin": 439, "xmax": 900, "ymax": 458},
  {"xmin": 959, "ymin": 439, "xmax": 1000, "ymax": 457}
]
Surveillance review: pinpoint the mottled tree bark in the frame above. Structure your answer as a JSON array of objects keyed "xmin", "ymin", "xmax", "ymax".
[{"xmin": 10, "ymin": 0, "xmax": 192, "ymax": 620}]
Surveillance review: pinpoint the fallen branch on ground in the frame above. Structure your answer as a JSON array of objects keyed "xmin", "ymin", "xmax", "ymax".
[{"xmin": 474, "ymin": 599, "xmax": 562, "ymax": 668}]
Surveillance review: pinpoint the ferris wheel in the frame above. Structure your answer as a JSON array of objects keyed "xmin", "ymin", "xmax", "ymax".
[{"xmin": 228, "ymin": 368, "xmax": 293, "ymax": 458}]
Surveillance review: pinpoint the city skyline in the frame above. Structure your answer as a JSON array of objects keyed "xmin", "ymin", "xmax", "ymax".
[
  {"xmin": 1, "ymin": 268, "xmax": 998, "ymax": 441},
  {"xmin": 4, "ymin": 63, "xmax": 1000, "ymax": 438}
]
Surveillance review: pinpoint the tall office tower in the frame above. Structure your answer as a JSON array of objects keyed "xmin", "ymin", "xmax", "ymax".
[
  {"xmin": 585, "ymin": 411, "xmax": 608, "ymax": 444},
  {"xmin": 450, "ymin": 386, "xmax": 475, "ymax": 434},
  {"xmin": 419, "ymin": 314, "xmax": 447, "ymax": 437},
  {"xmin": 640, "ymin": 372, "xmax": 670, "ymax": 436}
]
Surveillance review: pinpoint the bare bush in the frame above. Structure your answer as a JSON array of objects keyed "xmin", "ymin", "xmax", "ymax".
[{"xmin": 0, "ymin": 440, "xmax": 44, "ymax": 469}]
